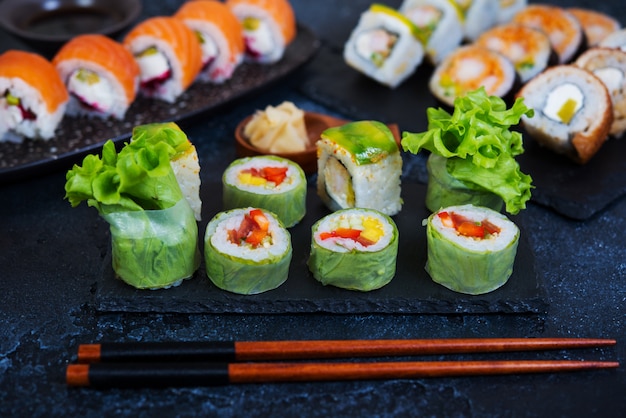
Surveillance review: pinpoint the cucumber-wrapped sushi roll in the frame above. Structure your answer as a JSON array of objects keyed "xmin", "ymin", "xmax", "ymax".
[
  {"xmin": 0, "ymin": 50, "xmax": 68, "ymax": 142},
  {"xmin": 204, "ymin": 207, "xmax": 292, "ymax": 294},
  {"xmin": 174, "ymin": 0, "xmax": 245, "ymax": 83},
  {"xmin": 123, "ymin": 16, "xmax": 203, "ymax": 103},
  {"xmin": 308, "ymin": 208, "xmax": 399, "ymax": 291},
  {"xmin": 343, "ymin": 3, "xmax": 425, "ymax": 88},
  {"xmin": 317, "ymin": 120, "xmax": 402, "ymax": 216},
  {"xmin": 226, "ymin": 0, "xmax": 296, "ymax": 64},
  {"xmin": 223, "ymin": 155, "xmax": 306, "ymax": 227},
  {"xmin": 425, "ymin": 204, "xmax": 520, "ymax": 295},
  {"xmin": 400, "ymin": 0, "xmax": 464, "ymax": 65},
  {"xmin": 53, "ymin": 34, "xmax": 139, "ymax": 120}
]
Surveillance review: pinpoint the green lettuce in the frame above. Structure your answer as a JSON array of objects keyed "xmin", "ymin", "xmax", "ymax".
[{"xmin": 401, "ymin": 87, "xmax": 534, "ymax": 214}]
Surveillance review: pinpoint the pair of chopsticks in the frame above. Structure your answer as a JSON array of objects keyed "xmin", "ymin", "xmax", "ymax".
[{"xmin": 66, "ymin": 338, "xmax": 619, "ymax": 388}]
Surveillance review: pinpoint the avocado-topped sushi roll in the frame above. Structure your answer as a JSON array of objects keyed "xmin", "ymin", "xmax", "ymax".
[
  {"xmin": 53, "ymin": 34, "xmax": 140, "ymax": 120},
  {"xmin": 343, "ymin": 3, "xmax": 424, "ymax": 88},
  {"xmin": 317, "ymin": 120, "xmax": 402, "ymax": 216},
  {"xmin": 400, "ymin": 0, "xmax": 464, "ymax": 65},
  {"xmin": 576, "ymin": 47, "xmax": 626, "ymax": 138},
  {"xmin": 223, "ymin": 155, "xmax": 306, "ymax": 227},
  {"xmin": 475, "ymin": 23, "xmax": 556, "ymax": 83},
  {"xmin": 425, "ymin": 204, "xmax": 520, "ymax": 295},
  {"xmin": 204, "ymin": 207, "xmax": 292, "ymax": 294},
  {"xmin": 512, "ymin": 5, "xmax": 585, "ymax": 64},
  {"xmin": 0, "ymin": 50, "xmax": 68, "ymax": 142},
  {"xmin": 568, "ymin": 8, "xmax": 621, "ymax": 47},
  {"xmin": 517, "ymin": 65, "xmax": 613, "ymax": 164},
  {"xmin": 308, "ymin": 208, "xmax": 399, "ymax": 291},
  {"xmin": 429, "ymin": 44, "xmax": 517, "ymax": 108},
  {"xmin": 453, "ymin": 0, "xmax": 499, "ymax": 41},
  {"xmin": 226, "ymin": 0, "xmax": 296, "ymax": 64}
]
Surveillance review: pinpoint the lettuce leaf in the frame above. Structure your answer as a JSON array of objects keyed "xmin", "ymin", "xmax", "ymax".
[{"xmin": 401, "ymin": 87, "xmax": 534, "ymax": 214}]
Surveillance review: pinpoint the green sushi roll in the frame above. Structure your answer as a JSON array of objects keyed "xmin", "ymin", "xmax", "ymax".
[
  {"xmin": 223, "ymin": 155, "xmax": 306, "ymax": 227},
  {"xmin": 204, "ymin": 207, "xmax": 292, "ymax": 295},
  {"xmin": 308, "ymin": 208, "xmax": 399, "ymax": 291},
  {"xmin": 425, "ymin": 204, "xmax": 520, "ymax": 295}
]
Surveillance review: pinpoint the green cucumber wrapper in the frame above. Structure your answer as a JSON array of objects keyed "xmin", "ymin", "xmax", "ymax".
[
  {"xmin": 102, "ymin": 198, "xmax": 200, "ymax": 290},
  {"xmin": 308, "ymin": 214, "xmax": 399, "ymax": 291},
  {"xmin": 426, "ymin": 154, "xmax": 503, "ymax": 213},
  {"xmin": 425, "ymin": 214, "xmax": 519, "ymax": 295}
]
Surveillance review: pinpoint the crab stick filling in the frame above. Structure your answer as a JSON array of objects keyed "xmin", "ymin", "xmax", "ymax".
[
  {"xmin": 242, "ymin": 17, "xmax": 275, "ymax": 58},
  {"xmin": 228, "ymin": 208, "xmax": 272, "ymax": 248},
  {"xmin": 135, "ymin": 47, "xmax": 172, "ymax": 91},
  {"xmin": 437, "ymin": 211, "xmax": 501, "ymax": 239},
  {"xmin": 238, "ymin": 166, "xmax": 289, "ymax": 187},
  {"xmin": 67, "ymin": 69, "xmax": 114, "ymax": 113},
  {"xmin": 355, "ymin": 28, "xmax": 399, "ymax": 67},
  {"xmin": 323, "ymin": 157, "xmax": 355, "ymax": 208},
  {"xmin": 1, "ymin": 91, "xmax": 36, "ymax": 128},
  {"xmin": 543, "ymin": 83, "xmax": 583, "ymax": 124},
  {"xmin": 319, "ymin": 213, "xmax": 384, "ymax": 248}
]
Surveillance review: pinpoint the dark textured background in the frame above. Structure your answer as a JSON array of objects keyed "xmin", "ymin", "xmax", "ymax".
[{"xmin": 1, "ymin": 0, "xmax": 625, "ymax": 416}]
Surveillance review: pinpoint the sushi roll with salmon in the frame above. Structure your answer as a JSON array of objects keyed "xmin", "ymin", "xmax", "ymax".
[
  {"xmin": 123, "ymin": 16, "xmax": 203, "ymax": 103},
  {"xmin": 512, "ymin": 4, "xmax": 585, "ymax": 64},
  {"xmin": 568, "ymin": 8, "xmax": 621, "ymax": 47},
  {"xmin": 222, "ymin": 155, "xmax": 306, "ymax": 227},
  {"xmin": 226, "ymin": 0, "xmax": 296, "ymax": 64},
  {"xmin": 0, "ymin": 50, "xmax": 68, "ymax": 142},
  {"xmin": 53, "ymin": 34, "xmax": 139, "ymax": 120},
  {"xmin": 517, "ymin": 65, "xmax": 613, "ymax": 164},
  {"xmin": 429, "ymin": 44, "xmax": 517, "ymax": 108},
  {"xmin": 308, "ymin": 208, "xmax": 399, "ymax": 291},
  {"xmin": 400, "ymin": 0, "xmax": 464, "ymax": 65},
  {"xmin": 174, "ymin": 0, "xmax": 245, "ymax": 83},
  {"xmin": 425, "ymin": 204, "xmax": 520, "ymax": 295},
  {"xmin": 576, "ymin": 47, "xmax": 626, "ymax": 138},
  {"xmin": 475, "ymin": 23, "xmax": 556, "ymax": 84},
  {"xmin": 317, "ymin": 120, "xmax": 403, "ymax": 216},
  {"xmin": 453, "ymin": 0, "xmax": 499, "ymax": 41},
  {"xmin": 204, "ymin": 207, "xmax": 292, "ymax": 294},
  {"xmin": 343, "ymin": 3, "xmax": 425, "ymax": 88}
]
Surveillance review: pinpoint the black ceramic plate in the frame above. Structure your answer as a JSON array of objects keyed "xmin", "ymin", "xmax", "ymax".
[
  {"xmin": 0, "ymin": 24, "xmax": 319, "ymax": 183},
  {"xmin": 95, "ymin": 183, "xmax": 547, "ymax": 315},
  {"xmin": 299, "ymin": 46, "xmax": 626, "ymax": 220}
]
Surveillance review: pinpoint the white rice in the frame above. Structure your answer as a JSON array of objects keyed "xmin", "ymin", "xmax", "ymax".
[
  {"xmin": 224, "ymin": 156, "xmax": 302, "ymax": 195},
  {"xmin": 461, "ymin": 0, "xmax": 499, "ymax": 41},
  {"xmin": 313, "ymin": 209, "xmax": 395, "ymax": 253}
]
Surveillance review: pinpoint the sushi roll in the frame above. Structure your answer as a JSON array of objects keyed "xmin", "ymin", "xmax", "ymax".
[
  {"xmin": 429, "ymin": 44, "xmax": 517, "ymax": 108},
  {"xmin": 495, "ymin": 0, "xmax": 526, "ymax": 24},
  {"xmin": 53, "ymin": 34, "xmax": 140, "ymax": 120},
  {"xmin": 453, "ymin": 0, "xmax": 499, "ymax": 41},
  {"xmin": 308, "ymin": 208, "xmax": 399, "ymax": 291},
  {"xmin": 568, "ymin": 8, "xmax": 621, "ymax": 47},
  {"xmin": 123, "ymin": 16, "xmax": 203, "ymax": 103},
  {"xmin": 425, "ymin": 204, "xmax": 520, "ymax": 295},
  {"xmin": 511, "ymin": 4, "xmax": 585, "ymax": 64},
  {"xmin": 174, "ymin": 0, "xmax": 245, "ymax": 83},
  {"xmin": 204, "ymin": 207, "xmax": 292, "ymax": 294},
  {"xmin": 343, "ymin": 3, "xmax": 425, "ymax": 89},
  {"xmin": 475, "ymin": 23, "xmax": 556, "ymax": 84},
  {"xmin": 399, "ymin": 0, "xmax": 464, "ymax": 65},
  {"xmin": 226, "ymin": 0, "xmax": 296, "ymax": 64},
  {"xmin": 317, "ymin": 120, "xmax": 403, "ymax": 216},
  {"xmin": 222, "ymin": 155, "xmax": 306, "ymax": 228},
  {"xmin": 517, "ymin": 65, "xmax": 613, "ymax": 164},
  {"xmin": 0, "ymin": 50, "xmax": 68, "ymax": 142},
  {"xmin": 575, "ymin": 47, "xmax": 626, "ymax": 138},
  {"xmin": 599, "ymin": 28, "xmax": 626, "ymax": 51}
]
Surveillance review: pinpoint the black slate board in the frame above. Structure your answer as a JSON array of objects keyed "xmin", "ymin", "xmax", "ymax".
[
  {"xmin": 95, "ymin": 183, "xmax": 547, "ymax": 315},
  {"xmin": 0, "ymin": 24, "xmax": 319, "ymax": 184},
  {"xmin": 299, "ymin": 46, "xmax": 626, "ymax": 220}
]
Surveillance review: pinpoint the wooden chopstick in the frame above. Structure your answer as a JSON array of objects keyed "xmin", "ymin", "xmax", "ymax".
[
  {"xmin": 76, "ymin": 338, "xmax": 617, "ymax": 364},
  {"xmin": 66, "ymin": 359, "xmax": 619, "ymax": 388}
]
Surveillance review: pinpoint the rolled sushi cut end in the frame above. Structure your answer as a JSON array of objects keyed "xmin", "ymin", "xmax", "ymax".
[
  {"xmin": 222, "ymin": 155, "xmax": 306, "ymax": 227},
  {"xmin": 308, "ymin": 208, "xmax": 399, "ymax": 291},
  {"xmin": 425, "ymin": 204, "xmax": 520, "ymax": 295},
  {"xmin": 343, "ymin": 3, "xmax": 425, "ymax": 88},
  {"xmin": 317, "ymin": 120, "xmax": 403, "ymax": 216},
  {"xmin": 204, "ymin": 208, "xmax": 292, "ymax": 295}
]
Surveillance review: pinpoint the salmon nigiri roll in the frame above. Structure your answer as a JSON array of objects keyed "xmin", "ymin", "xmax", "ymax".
[
  {"xmin": 123, "ymin": 16, "xmax": 203, "ymax": 103},
  {"xmin": 0, "ymin": 50, "xmax": 68, "ymax": 142},
  {"xmin": 175, "ymin": 0, "xmax": 245, "ymax": 83},
  {"xmin": 226, "ymin": 0, "xmax": 296, "ymax": 64},
  {"xmin": 53, "ymin": 34, "xmax": 140, "ymax": 120}
]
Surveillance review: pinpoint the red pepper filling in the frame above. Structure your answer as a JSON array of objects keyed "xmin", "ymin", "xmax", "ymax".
[
  {"xmin": 242, "ymin": 166, "xmax": 288, "ymax": 185},
  {"xmin": 228, "ymin": 209, "xmax": 270, "ymax": 247},
  {"xmin": 437, "ymin": 211, "xmax": 501, "ymax": 239},
  {"xmin": 319, "ymin": 228, "xmax": 376, "ymax": 247}
]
